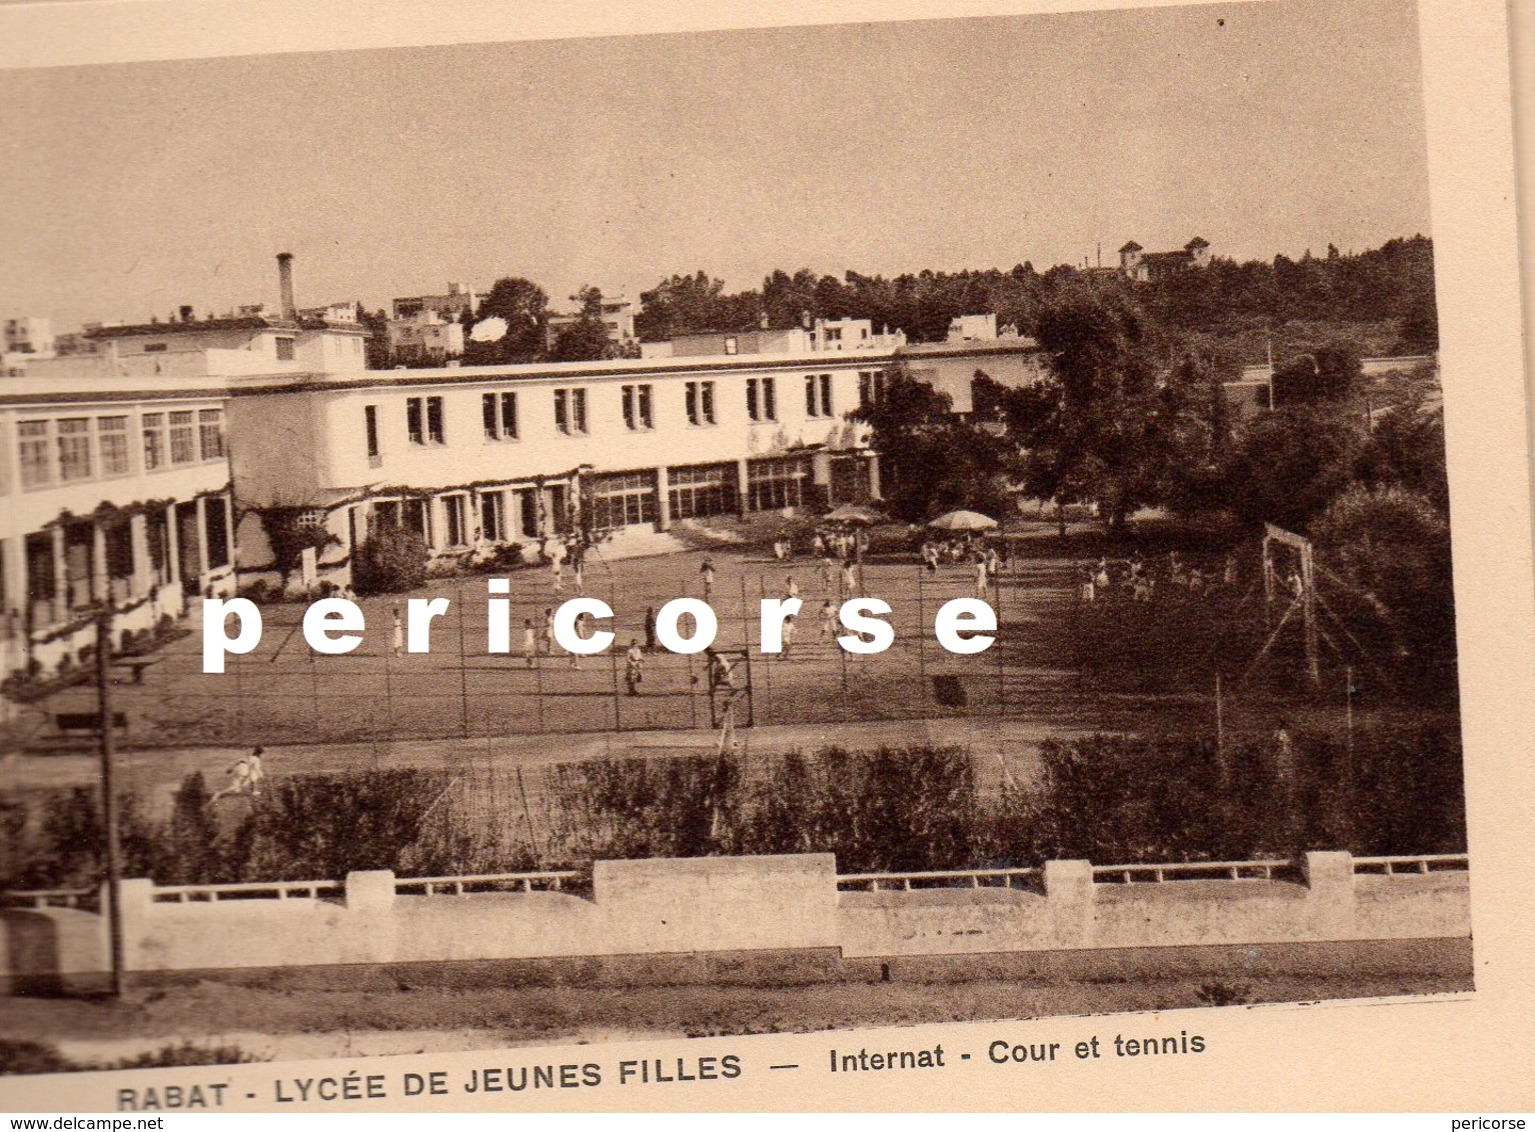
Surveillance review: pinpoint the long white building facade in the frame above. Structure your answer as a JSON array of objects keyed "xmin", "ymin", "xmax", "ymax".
[{"xmin": 1, "ymin": 258, "xmax": 1043, "ymax": 681}]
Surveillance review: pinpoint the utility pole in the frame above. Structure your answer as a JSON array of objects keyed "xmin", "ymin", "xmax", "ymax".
[{"xmin": 96, "ymin": 611, "xmax": 126, "ymax": 998}]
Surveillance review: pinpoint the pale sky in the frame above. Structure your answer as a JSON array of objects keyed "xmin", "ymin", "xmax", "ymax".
[{"xmin": 0, "ymin": 0, "xmax": 1430, "ymax": 330}]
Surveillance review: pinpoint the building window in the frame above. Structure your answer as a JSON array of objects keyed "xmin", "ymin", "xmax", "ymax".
[
  {"xmin": 586, "ymin": 470, "xmax": 657, "ymax": 529},
  {"xmin": 668, "ymin": 462, "xmax": 737, "ymax": 520},
  {"xmin": 275, "ymin": 337, "xmax": 296, "ymax": 362},
  {"xmin": 825, "ymin": 327, "xmax": 843, "ymax": 343},
  {"xmin": 805, "ymin": 373, "xmax": 833, "ymax": 418},
  {"xmin": 198, "ymin": 408, "xmax": 225, "ymax": 460},
  {"xmin": 426, "ymin": 396, "xmax": 445, "ymax": 444},
  {"xmin": 554, "ymin": 387, "xmax": 588, "ymax": 435},
  {"xmin": 146, "ymin": 509, "xmax": 170, "ymax": 586},
  {"xmin": 204, "ymin": 497, "xmax": 230, "ymax": 569},
  {"xmin": 57, "ymin": 418, "xmax": 93, "ymax": 482},
  {"xmin": 142, "ymin": 413, "xmax": 165, "ymax": 471},
  {"xmin": 25, "ymin": 532, "xmax": 55, "ymax": 626},
  {"xmin": 746, "ymin": 377, "xmax": 777, "ymax": 422},
  {"xmin": 481, "ymin": 491, "xmax": 505, "ymax": 542},
  {"xmin": 168, "ymin": 411, "xmax": 197, "ymax": 464},
  {"xmin": 858, "ymin": 370, "xmax": 887, "ymax": 411},
  {"xmin": 365, "ymin": 405, "xmax": 380, "ymax": 460},
  {"xmin": 403, "ymin": 498, "xmax": 432, "ymax": 545},
  {"xmin": 143, "ymin": 343, "xmax": 168, "ymax": 353},
  {"xmin": 104, "ymin": 522, "xmax": 134, "ymax": 582},
  {"xmin": 443, "ymin": 494, "xmax": 468, "ymax": 547},
  {"xmin": 621, "ymin": 384, "xmax": 654, "ymax": 431},
  {"xmin": 18, "ymin": 420, "xmax": 52, "ymax": 488},
  {"xmin": 747, "ymin": 456, "xmax": 805, "ymax": 511},
  {"xmin": 483, "ymin": 392, "xmax": 518, "ymax": 441},
  {"xmin": 99, "ymin": 416, "xmax": 131, "ymax": 477},
  {"xmin": 685, "ymin": 381, "xmax": 716, "ymax": 426},
  {"xmin": 406, "ymin": 398, "xmax": 424, "ymax": 445},
  {"xmin": 63, "ymin": 522, "xmax": 93, "ymax": 609},
  {"xmin": 723, "ymin": 336, "xmax": 738, "ymax": 355}
]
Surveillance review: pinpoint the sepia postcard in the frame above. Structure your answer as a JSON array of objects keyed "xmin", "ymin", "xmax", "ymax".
[{"xmin": 0, "ymin": 0, "xmax": 1530, "ymax": 1114}]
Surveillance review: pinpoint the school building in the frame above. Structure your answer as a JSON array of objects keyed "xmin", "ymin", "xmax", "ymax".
[{"xmin": 0, "ymin": 256, "xmax": 1044, "ymax": 679}]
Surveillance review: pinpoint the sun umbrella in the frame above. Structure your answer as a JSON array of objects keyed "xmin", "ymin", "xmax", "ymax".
[
  {"xmin": 927, "ymin": 509, "xmax": 998, "ymax": 532},
  {"xmin": 824, "ymin": 503, "xmax": 885, "ymax": 526}
]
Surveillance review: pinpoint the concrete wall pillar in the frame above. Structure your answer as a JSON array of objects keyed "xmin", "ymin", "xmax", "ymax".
[
  {"xmin": 195, "ymin": 498, "xmax": 211, "ymax": 590},
  {"xmin": 1044, "ymin": 859, "xmax": 1095, "ymax": 947},
  {"xmin": 654, "ymin": 466, "xmax": 671, "ymax": 531},
  {"xmin": 221, "ymin": 492, "xmax": 236, "ymax": 568},
  {"xmin": 49, "ymin": 525, "xmax": 67, "ymax": 623},
  {"xmin": 345, "ymin": 870, "xmax": 397, "ymax": 913},
  {"xmin": 736, "ymin": 457, "xmax": 751, "ymax": 514},
  {"xmin": 866, "ymin": 452, "xmax": 882, "ymax": 501},
  {"xmin": 1304, "ymin": 850, "xmax": 1356, "ymax": 938},
  {"xmin": 164, "ymin": 504, "xmax": 181, "ymax": 588},
  {"xmin": 129, "ymin": 513, "xmax": 149, "ymax": 599},
  {"xmin": 110, "ymin": 878, "xmax": 155, "ymax": 971},
  {"xmin": 90, "ymin": 522, "xmax": 108, "ymax": 604}
]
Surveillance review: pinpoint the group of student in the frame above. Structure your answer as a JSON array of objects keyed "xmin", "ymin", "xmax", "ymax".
[{"xmin": 1079, "ymin": 551, "xmax": 1241, "ymax": 604}]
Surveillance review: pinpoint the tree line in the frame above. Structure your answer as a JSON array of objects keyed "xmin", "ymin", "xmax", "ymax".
[{"xmin": 369, "ymin": 235, "xmax": 1435, "ymax": 367}]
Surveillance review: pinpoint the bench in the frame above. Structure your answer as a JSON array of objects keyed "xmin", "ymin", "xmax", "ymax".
[
  {"xmin": 53, "ymin": 711, "xmax": 129, "ymax": 738},
  {"xmin": 111, "ymin": 656, "xmax": 162, "ymax": 684}
]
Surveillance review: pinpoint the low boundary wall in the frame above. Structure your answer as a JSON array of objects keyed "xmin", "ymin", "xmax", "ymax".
[{"xmin": 0, "ymin": 852, "xmax": 1469, "ymax": 986}]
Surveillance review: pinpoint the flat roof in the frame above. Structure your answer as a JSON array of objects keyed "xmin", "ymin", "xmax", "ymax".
[{"xmin": 0, "ymin": 339, "xmax": 1042, "ymax": 405}]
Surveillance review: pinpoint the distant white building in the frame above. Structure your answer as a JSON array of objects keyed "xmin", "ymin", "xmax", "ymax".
[
  {"xmin": 1118, "ymin": 237, "xmax": 1212, "ymax": 282},
  {"xmin": 4, "ymin": 316, "xmax": 53, "ymax": 358},
  {"xmin": 3, "ymin": 316, "xmax": 55, "ymax": 376},
  {"xmin": 386, "ymin": 309, "xmax": 465, "ymax": 366},
  {"xmin": 807, "ymin": 317, "xmax": 906, "ymax": 352},
  {"xmin": 392, "ymin": 283, "xmax": 479, "ymax": 321},
  {"xmin": 299, "ymin": 300, "xmax": 361, "ymax": 325},
  {"xmin": 946, "ymin": 314, "xmax": 997, "ymax": 342},
  {"xmin": 546, "ymin": 295, "xmax": 637, "ymax": 351},
  {"xmin": 0, "ymin": 254, "xmax": 368, "ymax": 680}
]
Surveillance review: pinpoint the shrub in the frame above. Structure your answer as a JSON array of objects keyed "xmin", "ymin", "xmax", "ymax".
[
  {"xmin": 471, "ymin": 543, "xmax": 526, "ymax": 574},
  {"xmin": 239, "ymin": 578, "xmax": 273, "ymax": 604},
  {"xmin": 352, "ymin": 525, "xmax": 430, "ymax": 595}
]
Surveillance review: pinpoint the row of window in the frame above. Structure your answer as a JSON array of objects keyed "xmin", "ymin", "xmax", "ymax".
[
  {"xmin": 359, "ymin": 457, "xmax": 814, "ymax": 551},
  {"xmin": 22, "ymin": 496, "xmax": 231, "ymax": 617},
  {"xmin": 372, "ymin": 374, "xmax": 844, "ymax": 454},
  {"xmin": 15, "ymin": 409, "xmax": 225, "ymax": 490}
]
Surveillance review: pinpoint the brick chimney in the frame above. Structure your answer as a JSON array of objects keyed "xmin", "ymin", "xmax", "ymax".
[{"xmin": 276, "ymin": 252, "xmax": 297, "ymax": 321}]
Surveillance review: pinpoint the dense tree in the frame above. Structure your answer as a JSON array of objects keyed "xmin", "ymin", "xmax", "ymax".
[
  {"xmin": 1016, "ymin": 285, "xmax": 1175, "ymax": 532},
  {"xmin": 1271, "ymin": 341, "xmax": 1364, "ymax": 406},
  {"xmin": 851, "ymin": 365, "xmax": 1013, "ymax": 523},
  {"xmin": 1356, "ymin": 366, "xmax": 1448, "ymax": 512},
  {"xmin": 1225, "ymin": 405, "xmax": 1365, "ymax": 531},
  {"xmin": 628, "ymin": 235, "xmax": 1436, "ymax": 358},
  {"xmin": 550, "ymin": 286, "xmax": 617, "ymax": 362},
  {"xmin": 1310, "ymin": 484, "xmax": 1456, "ymax": 688},
  {"xmin": 357, "ymin": 305, "xmax": 391, "ymax": 369},
  {"xmin": 463, "ymin": 276, "xmax": 549, "ymax": 365},
  {"xmin": 634, "ymin": 271, "xmax": 759, "ymax": 340}
]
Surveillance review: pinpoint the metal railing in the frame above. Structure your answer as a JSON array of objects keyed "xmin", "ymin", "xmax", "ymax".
[
  {"xmin": 393, "ymin": 871, "xmax": 579, "ymax": 897},
  {"xmin": 837, "ymin": 867, "xmax": 1041, "ymax": 892},
  {"xmin": 1, "ymin": 887, "xmax": 95, "ymax": 909},
  {"xmin": 150, "ymin": 880, "xmax": 343, "ymax": 903},
  {"xmin": 1352, "ymin": 853, "xmax": 1468, "ymax": 876},
  {"xmin": 1091, "ymin": 860, "xmax": 1294, "ymax": 884}
]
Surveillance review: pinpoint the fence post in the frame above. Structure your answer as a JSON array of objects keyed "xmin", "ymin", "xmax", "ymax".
[
  {"xmin": 345, "ymin": 870, "xmax": 396, "ymax": 913},
  {"xmin": 1302, "ymin": 850, "xmax": 1355, "ymax": 938},
  {"xmin": 1044, "ymin": 859, "xmax": 1095, "ymax": 947}
]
